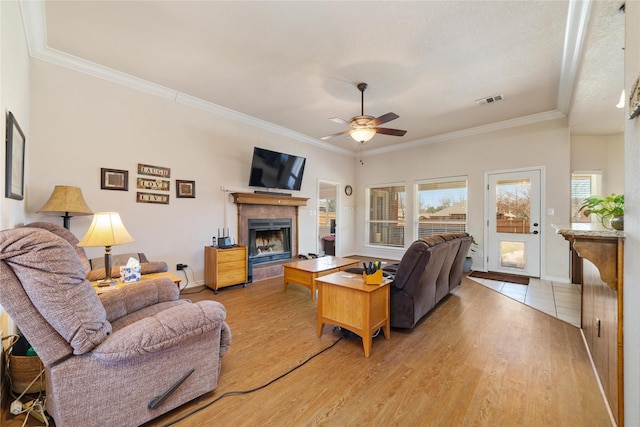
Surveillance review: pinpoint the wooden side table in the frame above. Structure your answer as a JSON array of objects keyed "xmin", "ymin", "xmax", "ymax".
[
  {"xmin": 315, "ymin": 271, "xmax": 390, "ymax": 357},
  {"xmin": 204, "ymin": 245, "xmax": 248, "ymax": 293},
  {"xmin": 91, "ymin": 271, "xmax": 182, "ymax": 294}
]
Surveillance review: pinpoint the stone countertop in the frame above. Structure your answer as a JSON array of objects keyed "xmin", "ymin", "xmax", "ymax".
[{"xmin": 551, "ymin": 223, "xmax": 625, "ymax": 239}]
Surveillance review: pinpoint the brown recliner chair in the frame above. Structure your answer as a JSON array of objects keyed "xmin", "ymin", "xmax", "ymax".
[
  {"xmin": 389, "ymin": 233, "xmax": 471, "ymax": 328},
  {"xmin": 0, "ymin": 227, "xmax": 231, "ymax": 426}
]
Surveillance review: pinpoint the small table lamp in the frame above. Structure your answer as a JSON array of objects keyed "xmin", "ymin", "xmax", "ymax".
[
  {"xmin": 78, "ymin": 212, "xmax": 135, "ymax": 286},
  {"xmin": 38, "ymin": 185, "xmax": 93, "ymax": 230}
]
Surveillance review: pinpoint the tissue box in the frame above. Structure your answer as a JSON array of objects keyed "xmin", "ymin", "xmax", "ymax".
[{"xmin": 119, "ymin": 266, "xmax": 141, "ymax": 283}]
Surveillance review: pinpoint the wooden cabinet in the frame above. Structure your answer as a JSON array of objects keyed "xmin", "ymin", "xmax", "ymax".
[
  {"xmin": 555, "ymin": 225, "xmax": 624, "ymax": 426},
  {"xmin": 204, "ymin": 245, "xmax": 247, "ymax": 293}
]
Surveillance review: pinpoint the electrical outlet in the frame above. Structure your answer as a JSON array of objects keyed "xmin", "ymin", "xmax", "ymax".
[{"xmin": 176, "ymin": 264, "xmax": 187, "ymax": 270}]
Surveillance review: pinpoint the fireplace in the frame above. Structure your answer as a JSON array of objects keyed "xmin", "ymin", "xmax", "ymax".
[
  {"xmin": 247, "ymin": 218, "xmax": 292, "ymax": 281},
  {"xmin": 232, "ymin": 192, "xmax": 309, "ymax": 282},
  {"xmin": 248, "ymin": 218, "xmax": 292, "ymax": 263}
]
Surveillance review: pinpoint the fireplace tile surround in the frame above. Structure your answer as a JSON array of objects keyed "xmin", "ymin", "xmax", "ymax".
[{"xmin": 232, "ymin": 192, "xmax": 309, "ymax": 281}]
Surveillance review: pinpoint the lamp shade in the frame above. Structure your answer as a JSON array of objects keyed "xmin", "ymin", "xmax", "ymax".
[
  {"xmin": 78, "ymin": 212, "xmax": 135, "ymax": 248},
  {"xmin": 350, "ymin": 128, "xmax": 376, "ymax": 143},
  {"xmin": 38, "ymin": 185, "xmax": 93, "ymax": 216}
]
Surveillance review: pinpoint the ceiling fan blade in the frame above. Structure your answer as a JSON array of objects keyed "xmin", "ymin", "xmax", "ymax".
[
  {"xmin": 374, "ymin": 127, "xmax": 407, "ymax": 137},
  {"xmin": 320, "ymin": 129, "xmax": 352, "ymax": 140},
  {"xmin": 329, "ymin": 117, "xmax": 350, "ymax": 125},
  {"xmin": 370, "ymin": 112, "xmax": 399, "ymax": 127}
]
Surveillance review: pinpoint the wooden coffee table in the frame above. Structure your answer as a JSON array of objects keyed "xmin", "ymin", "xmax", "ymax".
[
  {"xmin": 283, "ymin": 256, "xmax": 359, "ymax": 300},
  {"xmin": 315, "ymin": 271, "xmax": 391, "ymax": 357}
]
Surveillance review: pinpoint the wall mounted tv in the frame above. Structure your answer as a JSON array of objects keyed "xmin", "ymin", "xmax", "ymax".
[{"xmin": 248, "ymin": 147, "xmax": 306, "ymax": 191}]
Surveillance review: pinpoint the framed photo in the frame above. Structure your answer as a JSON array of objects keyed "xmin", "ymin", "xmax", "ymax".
[
  {"xmin": 138, "ymin": 163, "xmax": 171, "ymax": 178},
  {"xmin": 629, "ymin": 75, "xmax": 640, "ymax": 120},
  {"xmin": 101, "ymin": 168, "xmax": 129, "ymax": 191},
  {"xmin": 176, "ymin": 180, "xmax": 196, "ymax": 198},
  {"xmin": 136, "ymin": 192, "xmax": 170, "ymax": 205},
  {"xmin": 5, "ymin": 112, "xmax": 26, "ymax": 200}
]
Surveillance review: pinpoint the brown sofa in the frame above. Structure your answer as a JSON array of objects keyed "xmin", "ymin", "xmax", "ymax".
[
  {"xmin": 0, "ymin": 226, "xmax": 231, "ymax": 426},
  {"xmin": 388, "ymin": 233, "xmax": 471, "ymax": 328}
]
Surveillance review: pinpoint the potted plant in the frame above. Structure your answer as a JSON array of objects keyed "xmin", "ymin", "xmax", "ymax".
[
  {"xmin": 578, "ymin": 193, "xmax": 624, "ymax": 230},
  {"xmin": 463, "ymin": 235, "xmax": 478, "ymax": 273}
]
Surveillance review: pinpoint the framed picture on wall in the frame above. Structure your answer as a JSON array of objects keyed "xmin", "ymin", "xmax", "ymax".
[
  {"xmin": 5, "ymin": 112, "xmax": 26, "ymax": 200},
  {"xmin": 176, "ymin": 180, "xmax": 196, "ymax": 198},
  {"xmin": 101, "ymin": 168, "xmax": 129, "ymax": 191}
]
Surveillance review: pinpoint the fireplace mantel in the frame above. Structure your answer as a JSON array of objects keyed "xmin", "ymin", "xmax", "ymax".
[{"xmin": 232, "ymin": 192, "xmax": 309, "ymax": 207}]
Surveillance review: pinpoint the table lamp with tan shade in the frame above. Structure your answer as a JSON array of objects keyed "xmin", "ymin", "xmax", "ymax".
[
  {"xmin": 37, "ymin": 185, "xmax": 93, "ymax": 230},
  {"xmin": 78, "ymin": 212, "xmax": 135, "ymax": 286}
]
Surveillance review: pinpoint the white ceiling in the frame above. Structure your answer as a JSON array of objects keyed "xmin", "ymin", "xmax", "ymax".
[{"xmin": 21, "ymin": 1, "xmax": 625, "ymax": 155}]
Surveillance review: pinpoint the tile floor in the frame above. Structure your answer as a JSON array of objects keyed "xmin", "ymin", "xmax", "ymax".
[{"xmin": 467, "ymin": 275, "xmax": 582, "ymax": 327}]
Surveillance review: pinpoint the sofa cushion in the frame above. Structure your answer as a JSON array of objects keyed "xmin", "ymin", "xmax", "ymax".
[
  {"xmin": 420, "ymin": 236, "xmax": 445, "ymax": 247},
  {"xmin": 92, "ymin": 300, "xmax": 227, "ymax": 361},
  {"xmin": 0, "ymin": 228, "xmax": 111, "ymax": 354},
  {"xmin": 89, "ymin": 252, "xmax": 140, "ymax": 270}
]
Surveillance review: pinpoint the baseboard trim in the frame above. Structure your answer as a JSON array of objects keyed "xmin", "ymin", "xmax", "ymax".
[{"xmin": 580, "ymin": 329, "xmax": 617, "ymax": 427}]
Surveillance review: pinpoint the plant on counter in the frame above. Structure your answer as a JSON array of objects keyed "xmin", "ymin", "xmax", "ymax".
[{"xmin": 578, "ymin": 193, "xmax": 624, "ymax": 230}]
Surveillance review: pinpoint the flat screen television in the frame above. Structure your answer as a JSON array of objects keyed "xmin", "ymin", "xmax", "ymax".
[{"xmin": 248, "ymin": 147, "xmax": 306, "ymax": 191}]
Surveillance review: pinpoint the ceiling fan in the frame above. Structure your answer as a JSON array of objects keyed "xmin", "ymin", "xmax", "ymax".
[{"xmin": 321, "ymin": 82, "xmax": 407, "ymax": 144}]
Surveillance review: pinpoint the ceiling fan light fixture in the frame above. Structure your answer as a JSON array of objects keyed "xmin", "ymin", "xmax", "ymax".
[{"xmin": 350, "ymin": 128, "xmax": 376, "ymax": 143}]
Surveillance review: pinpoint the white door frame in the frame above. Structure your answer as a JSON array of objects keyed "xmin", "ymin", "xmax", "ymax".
[
  {"xmin": 483, "ymin": 166, "xmax": 545, "ymax": 278},
  {"xmin": 317, "ymin": 179, "xmax": 339, "ymax": 256}
]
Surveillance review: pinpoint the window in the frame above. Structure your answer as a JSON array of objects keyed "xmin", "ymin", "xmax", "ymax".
[
  {"xmin": 571, "ymin": 172, "xmax": 601, "ymax": 223},
  {"xmin": 366, "ymin": 184, "xmax": 405, "ymax": 247},
  {"xmin": 415, "ymin": 178, "xmax": 467, "ymax": 239}
]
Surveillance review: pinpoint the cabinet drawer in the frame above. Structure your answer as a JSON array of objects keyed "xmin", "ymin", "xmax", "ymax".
[
  {"xmin": 219, "ymin": 260, "xmax": 246, "ymax": 273},
  {"xmin": 219, "ymin": 270, "xmax": 247, "ymax": 287},
  {"xmin": 218, "ymin": 249, "xmax": 246, "ymax": 263}
]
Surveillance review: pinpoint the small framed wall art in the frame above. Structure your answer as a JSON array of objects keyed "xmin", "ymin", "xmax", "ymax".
[
  {"xmin": 176, "ymin": 180, "xmax": 196, "ymax": 198},
  {"xmin": 5, "ymin": 112, "xmax": 26, "ymax": 200},
  {"xmin": 101, "ymin": 168, "xmax": 129, "ymax": 191},
  {"xmin": 137, "ymin": 177, "xmax": 170, "ymax": 191},
  {"xmin": 630, "ymin": 74, "xmax": 640, "ymax": 120}
]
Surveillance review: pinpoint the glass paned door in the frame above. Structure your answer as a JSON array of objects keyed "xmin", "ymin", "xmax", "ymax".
[{"xmin": 487, "ymin": 169, "xmax": 541, "ymax": 277}]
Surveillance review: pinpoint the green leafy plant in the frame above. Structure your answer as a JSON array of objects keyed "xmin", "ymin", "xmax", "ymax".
[
  {"xmin": 467, "ymin": 235, "xmax": 478, "ymax": 259},
  {"xmin": 578, "ymin": 193, "xmax": 624, "ymax": 228}
]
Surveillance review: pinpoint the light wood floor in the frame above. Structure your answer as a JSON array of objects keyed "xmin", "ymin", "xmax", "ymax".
[{"xmin": 3, "ymin": 276, "xmax": 611, "ymax": 426}]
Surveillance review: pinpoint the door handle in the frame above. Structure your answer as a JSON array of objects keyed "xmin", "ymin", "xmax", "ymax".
[{"xmin": 531, "ymin": 230, "xmax": 539, "ymax": 234}]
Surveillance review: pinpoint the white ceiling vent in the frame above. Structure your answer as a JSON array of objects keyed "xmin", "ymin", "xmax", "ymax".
[{"xmin": 476, "ymin": 94, "xmax": 505, "ymax": 106}]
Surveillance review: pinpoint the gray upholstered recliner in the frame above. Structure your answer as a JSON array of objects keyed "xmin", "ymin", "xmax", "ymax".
[{"xmin": 0, "ymin": 227, "xmax": 231, "ymax": 427}]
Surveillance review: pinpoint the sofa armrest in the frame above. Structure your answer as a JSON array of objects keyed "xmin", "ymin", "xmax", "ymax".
[
  {"xmin": 91, "ymin": 300, "xmax": 228, "ymax": 361},
  {"xmin": 99, "ymin": 278, "xmax": 179, "ymax": 322}
]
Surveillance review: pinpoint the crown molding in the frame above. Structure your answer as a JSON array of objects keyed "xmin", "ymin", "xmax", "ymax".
[
  {"xmin": 557, "ymin": 0, "xmax": 593, "ymax": 114},
  {"xmin": 362, "ymin": 110, "xmax": 567, "ymax": 157}
]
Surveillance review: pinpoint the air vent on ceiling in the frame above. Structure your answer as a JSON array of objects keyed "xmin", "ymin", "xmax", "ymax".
[{"xmin": 476, "ymin": 94, "xmax": 504, "ymax": 106}]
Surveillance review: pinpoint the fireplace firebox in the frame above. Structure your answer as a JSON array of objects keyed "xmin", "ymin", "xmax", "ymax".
[{"xmin": 247, "ymin": 218, "xmax": 292, "ymax": 281}]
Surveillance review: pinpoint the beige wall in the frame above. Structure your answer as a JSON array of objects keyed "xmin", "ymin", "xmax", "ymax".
[
  {"xmin": 357, "ymin": 119, "xmax": 572, "ymax": 281},
  {"xmin": 571, "ymin": 133, "xmax": 625, "ymax": 195},
  {"xmin": 27, "ymin": 60, "xmax": 357, "ymax": 282},
  {"xmin": 624, "ymin": 2, "xmax": 640, "ymax": 424},
  {"xmin": 1, "ymin": 0, "xmax": 31, "ymax": 336}
]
